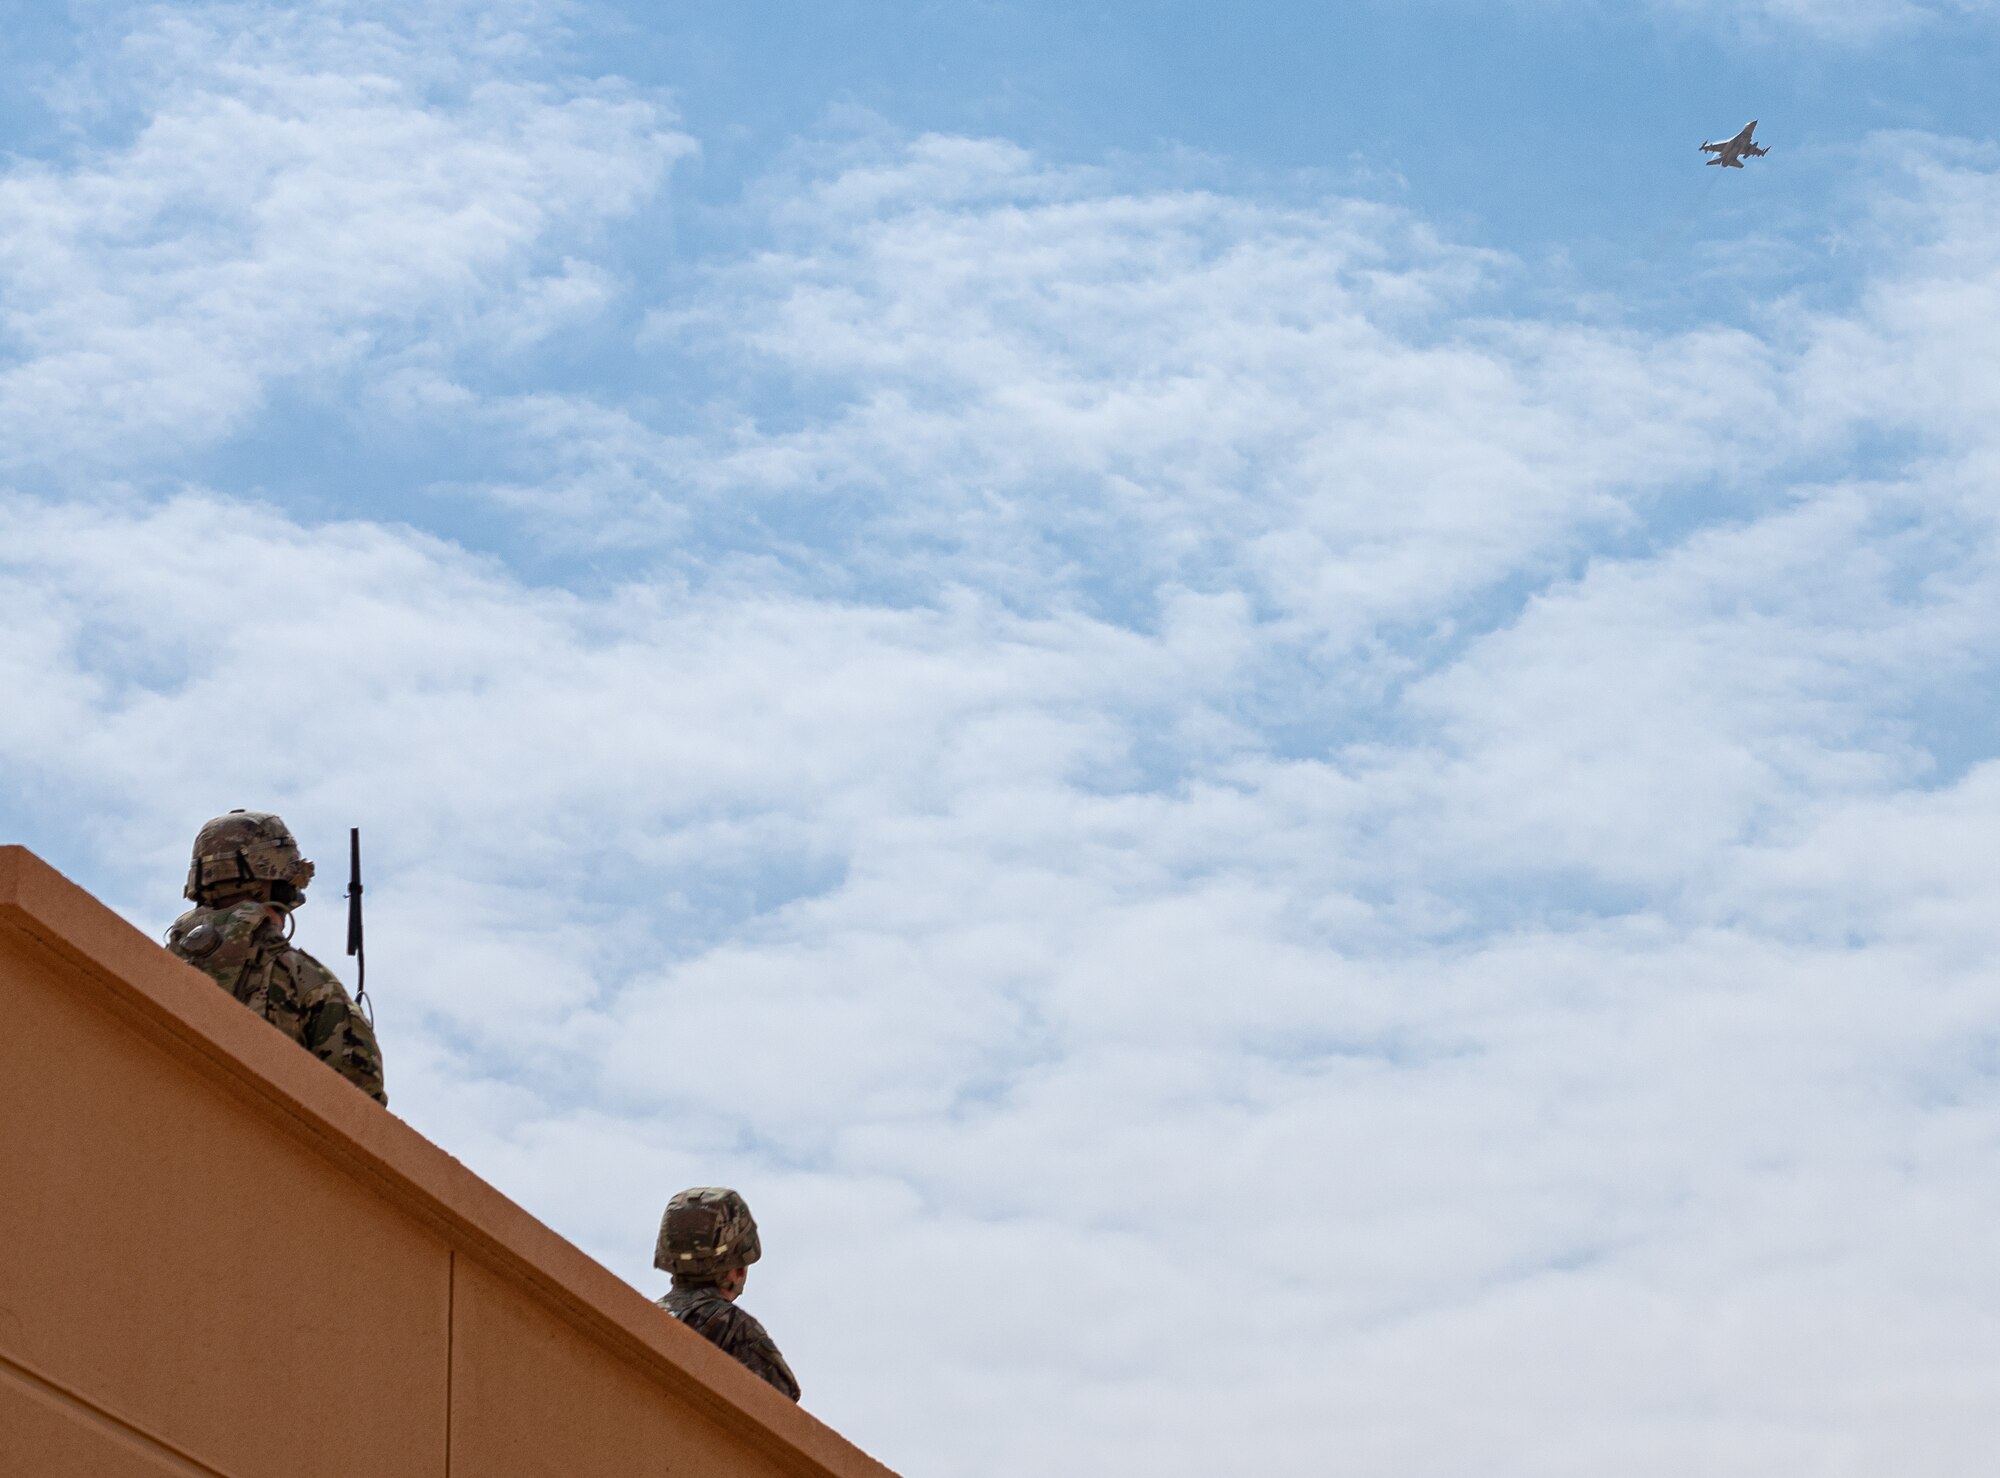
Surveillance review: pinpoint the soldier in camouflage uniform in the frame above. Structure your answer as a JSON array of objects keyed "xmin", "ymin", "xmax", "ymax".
[
  {"xmin": 164, "ymin": 810, "xmax": 386, "ymax": 1105},
  {"xmin": 654, "ymin": 1187, "xmax": 800, "ymax": 1402}
]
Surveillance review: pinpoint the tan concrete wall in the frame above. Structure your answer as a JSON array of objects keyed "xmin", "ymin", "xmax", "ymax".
[{"xmin": 0, "ymin": 847, "xmax": 897, "ymax": 1478}]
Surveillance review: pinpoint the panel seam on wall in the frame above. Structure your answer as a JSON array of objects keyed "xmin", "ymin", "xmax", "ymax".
[
  {"xmin": 0, "ymin": 1347, "xmax": 243, "ymax": 1478},
  {"xmin": 446, "ymin": 1248, "xmax": 457, "ymax": 1478}
]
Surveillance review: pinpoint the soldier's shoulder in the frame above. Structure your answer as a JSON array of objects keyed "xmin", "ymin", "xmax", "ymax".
[
  {"xmin": 658, "ymin": 1287, "xmax": 731, "ymax": 1321},
  {"xmin": 718, "ymin": 1303, "xmax": 773, "ymax": 1342},
  {"xmin": 704, "ymin": 1301, "xmax": 783, "ymax": 1364},
  {"xmin": 657, "ymin": 1293, "xmax": 796, "ymax": 1400},
  {"xmin": 187, "ymin": 900, "xmax": 271, "ymax": 936},
  {"xmin": 726, "ymin": 1305, "xmax": 799, "ymax": 1400},
  {"xmin": 166, "ymin": 900, "xmax": 270, "ymax": 960},
  {"xmin": 283, "ymin": 946, "xmax": 347, "ymax": 989}
]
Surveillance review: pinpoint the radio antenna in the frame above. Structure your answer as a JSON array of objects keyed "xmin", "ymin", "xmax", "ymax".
[{"xmin": 345, "ymin": 827, "xmax": 369, "ymax": 1023}]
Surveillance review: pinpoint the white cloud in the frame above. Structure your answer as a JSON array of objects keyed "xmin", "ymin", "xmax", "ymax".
[
  {"xmin": 0, "ymin": 1, "xmax": 690, "ymax": 480},
  {"xmin": 6, "ymin": 8, "xmax": 2000, "ymax": 1476},
  {"xmin": 1628, "ymin": 0, "xmax": 1995, "ymax": 42}
]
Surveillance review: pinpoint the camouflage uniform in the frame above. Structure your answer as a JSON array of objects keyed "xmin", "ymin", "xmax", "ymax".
[
  {"xmin": 165, "ymin": 810, "xmax": 386, "ymax": 1106},
  {"xmin": 166, "ymin": 899, "xmax": 387, "ymax": 1104},
  {"xmin": 656, "ymin": 1283, "xmax": 801, "ymax": 1401},
  {"xmin": 653, "ymin": 1187, "xmax": 800, "ymax": 1402}
]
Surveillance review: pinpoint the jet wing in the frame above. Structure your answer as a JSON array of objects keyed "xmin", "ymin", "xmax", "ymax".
[{"xmin": 1700, "ymin": 122, "xmax": 1764, "ymax": 166}]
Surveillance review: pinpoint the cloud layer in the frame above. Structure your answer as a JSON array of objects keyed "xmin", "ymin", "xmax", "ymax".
[
  {"xmin": 0, "ymin": 0, "xmax": 687, "ymax": 481},
  {"xmin": 1640, "ymin": 0, "xmax": 1993, "ymax": 42},
  {"xmin": 5, "ymin": 5, "xmax": 2000, "ymax": 1475}
]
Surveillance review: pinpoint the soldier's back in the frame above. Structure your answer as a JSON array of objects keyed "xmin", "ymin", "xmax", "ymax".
[
  {"xmin": 656, "ymin": 1287, "xmax": 801, "ymax": 1401},
  {"xmin": 166, "ymin": 901, "xmax": 386, "ymax": 1104}
]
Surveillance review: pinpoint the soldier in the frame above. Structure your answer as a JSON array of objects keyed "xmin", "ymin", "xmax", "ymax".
[
  {"xmin": 164, "ymin": 810, "xmax": 386, "ymax": 1105},
  {"xmin": 654, "ymin": 1187, "xmax": 800, "ymax": 1402}
]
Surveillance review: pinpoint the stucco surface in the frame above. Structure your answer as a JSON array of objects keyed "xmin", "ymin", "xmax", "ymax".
[
  {"xmin": 0, "ymin": 924, "xmax": 451, "ymax": 1478},
  {"xmin": 1, "ymin": 1356, "xmax": 234, "ymax": 1478},
  {"xmin": 0, "ymin": 846, "xmax": 900, "ymax": 1478},
  {"xmin": 451, "ymin": 1254, "xmax": 798, "ymax": 1478}
]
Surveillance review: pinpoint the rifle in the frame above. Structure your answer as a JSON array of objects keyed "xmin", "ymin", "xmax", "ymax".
[{"xmin": 345, "ymin": 827, "xmax": 370, "ymax": 1022}]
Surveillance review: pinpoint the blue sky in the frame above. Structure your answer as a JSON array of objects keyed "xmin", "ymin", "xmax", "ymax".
[
  {"xmin": 481, "ymin": 0, "xmax": 1999, "ymax": 334},
  {"xmin": 5, "ymin": 1, "xmax": 2000, "ymax": 1473}
]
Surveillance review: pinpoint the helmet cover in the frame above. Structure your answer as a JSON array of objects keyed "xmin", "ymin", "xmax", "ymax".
[
  {"xmin": 654, "ymin": 1187, "xmax": 763, "ymax": 1279},
  {"xmin": 184, "ymin": 810, "xmax": 316, "ymax": 903}
]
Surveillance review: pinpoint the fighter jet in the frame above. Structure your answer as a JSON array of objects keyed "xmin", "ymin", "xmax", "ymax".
[{"xmin": 1700, "ymin": 120, "xmax": 1769, "ymax": 168}]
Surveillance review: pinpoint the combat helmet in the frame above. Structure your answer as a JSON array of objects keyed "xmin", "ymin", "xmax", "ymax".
[
  {"xmin": 184, "ymin": 810, "xmax": 316, "ymax": 904},
  {"xmin": 655, "ymin": 1187, "xmax": 763, "ymax": 1280}
]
